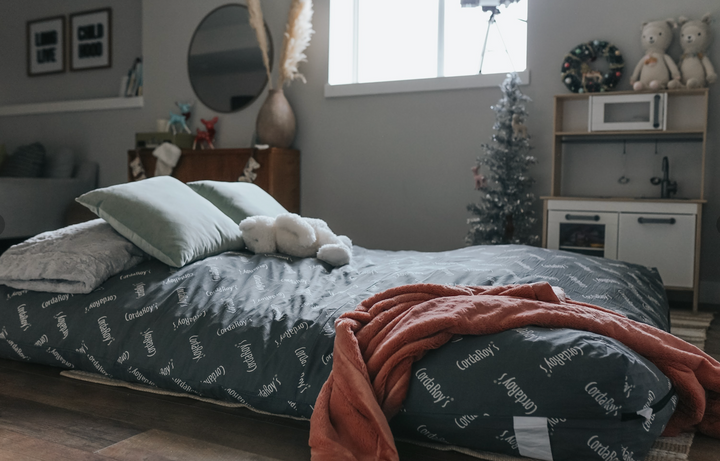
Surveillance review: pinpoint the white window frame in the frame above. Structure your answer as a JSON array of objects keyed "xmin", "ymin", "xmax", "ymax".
[{"xmin": 324, "ymin": 0, "xmax": 530, "ymax": 98}]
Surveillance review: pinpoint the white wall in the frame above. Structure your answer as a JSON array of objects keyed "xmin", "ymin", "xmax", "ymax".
[{"xmin": 1, "ymin": 0, "xmax": 719, "ymax": 301}]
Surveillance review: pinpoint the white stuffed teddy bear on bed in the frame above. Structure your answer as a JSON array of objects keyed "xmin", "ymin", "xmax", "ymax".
[
  {"xmin": 677, "ymin": 14, "xmax": 716, "ymax": 88},
  {"xmin": 630, "ymin": 19, "xmax": 682, "ymax": 91},
  {"xmin": 239, "ymin": 213, "xmax": 353, "ymax": 266}
]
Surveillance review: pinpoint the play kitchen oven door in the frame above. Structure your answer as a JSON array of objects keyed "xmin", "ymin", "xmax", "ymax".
[
  {"xmin": 589, "ymin": 93, "xmax": 667, "ymax": 131},
  {"xmin": 547, "ymin": 211, "xmax": 618, "ymax": 259}
]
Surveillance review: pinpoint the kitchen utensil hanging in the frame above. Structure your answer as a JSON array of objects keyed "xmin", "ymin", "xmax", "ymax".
[{"xmin": 618, "ymin": 141, "xmax": 630, "ymax": 184}]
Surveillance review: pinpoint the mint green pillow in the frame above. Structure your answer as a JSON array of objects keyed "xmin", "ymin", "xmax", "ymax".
[
  {"xmin": 76, "ymin": 176, "xmax": 244, "ymax": 267},
  {"xmin": 187, "ymin": 180, "xmax": 288, "ymax": 223}
]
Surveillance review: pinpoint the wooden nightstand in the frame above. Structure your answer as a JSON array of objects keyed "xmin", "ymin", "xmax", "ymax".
[{"xmin": 127, "ymin": 148, "xmax": 300, "ymax": 214}]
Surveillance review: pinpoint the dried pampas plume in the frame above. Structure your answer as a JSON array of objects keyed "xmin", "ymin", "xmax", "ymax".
[
  {"xmin": 278, "ymin": 0, "xmax": 314, "ymax": 88},
  {"xmin": 247, "ymin": 0, "xmax": 273, "ymax": 89}
]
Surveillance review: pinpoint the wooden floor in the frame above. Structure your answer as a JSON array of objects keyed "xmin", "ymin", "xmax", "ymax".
[
  {"xmin": 0, "ymin": 306, "xmax": 719, "ymax": 460},
  {"xmin": 0, "ymin": 357, "xmax": 477, "ymax": 461}
]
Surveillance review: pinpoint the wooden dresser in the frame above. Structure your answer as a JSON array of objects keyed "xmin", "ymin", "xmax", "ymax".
[{"xmin": 127, "ymin": 148, "xmax": 300, "ymax": 213}]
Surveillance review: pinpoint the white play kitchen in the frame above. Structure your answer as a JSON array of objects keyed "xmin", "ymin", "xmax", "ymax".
[{"xmin": 542, "ymin": 89, "xmax": 708, "ymax": 311}]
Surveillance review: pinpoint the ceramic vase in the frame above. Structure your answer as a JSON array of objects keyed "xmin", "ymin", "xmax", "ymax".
[{"xmin": 256, "ymin": 89, "xmax": 296, "ymax": 148}]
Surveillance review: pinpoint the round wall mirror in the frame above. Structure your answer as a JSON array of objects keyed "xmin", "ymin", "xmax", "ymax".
[{"xmin": 188, "ymin": 4, "xmax": 272, "ymax": 113}]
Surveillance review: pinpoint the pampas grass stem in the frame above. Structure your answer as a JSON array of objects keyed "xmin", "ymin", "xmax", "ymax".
[
  {"xmin": 247, "ymin": 0, "xmax": 273, "ymax": 90},
  {"xmin": 278, "ymin": 0, "xmax": 314, "ymax": 88}
]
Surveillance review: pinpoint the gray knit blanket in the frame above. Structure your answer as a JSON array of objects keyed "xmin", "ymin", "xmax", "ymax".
[{"xmin": 0, "ymin": 219, "xmax": 146, "ymax": 294}]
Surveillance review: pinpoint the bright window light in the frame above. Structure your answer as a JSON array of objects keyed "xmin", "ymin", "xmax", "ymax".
[{"xmin": 328, "ymin": 0, "xmax": 528, "ymax": 86}]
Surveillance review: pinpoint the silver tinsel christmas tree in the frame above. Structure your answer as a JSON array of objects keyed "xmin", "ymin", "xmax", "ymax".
[{"xmin": 466, "ymin": 73, "xmax": 539, "ymax": 246}]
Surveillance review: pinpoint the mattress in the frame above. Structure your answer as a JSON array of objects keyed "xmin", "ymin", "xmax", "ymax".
[{"xmin": 0, "ymin": 244, "xmax": 675, "ymax": 460}]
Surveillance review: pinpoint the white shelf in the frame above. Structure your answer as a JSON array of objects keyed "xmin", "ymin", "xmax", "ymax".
[{"xmin": 0, "ymin": 96, "xmax": 144, "ymax": 117}]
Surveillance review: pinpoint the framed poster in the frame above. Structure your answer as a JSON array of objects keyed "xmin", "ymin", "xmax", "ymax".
[
  {"xmin": 27, "ymin": 16, "xmax": 65, "ymax": 76},
  {"xmin": 70, "ymin": 8, "xmax": 112, "ymax": 71}
]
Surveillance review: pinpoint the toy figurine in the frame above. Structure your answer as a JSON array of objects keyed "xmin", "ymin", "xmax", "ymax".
[
  {"xmin": 238, "ymin": 156, "xmax": 261, "ymax": 183},
  {"xmin": 471, "ymin": 165, "xmax": 486, "ymax": 190},
  {"xmin": 201, "ymin": 117, "xmax": 219, "ymax": 144},
  {"xmin": 511, "ymin": 114, "xmax": 528, "ymax": 139},
  {"xmin": 176, "ymin": 101, "xmax": 194, "ymax": 122},
  {"xmin": 167, "ymin": 112, "xmax": 191, "ymax": 134},
  {"xmin": 193, "ymin": 128, "xmax": 215, "ymax": 150},
  {"xmin": 129, "ymin": 152, "xmax": 147, "ymax": 180}
]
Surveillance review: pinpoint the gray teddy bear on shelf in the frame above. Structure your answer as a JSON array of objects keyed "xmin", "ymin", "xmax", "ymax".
[{"xmin": 677, "ymin": 14, "xmax": 717, "ymax": 88}]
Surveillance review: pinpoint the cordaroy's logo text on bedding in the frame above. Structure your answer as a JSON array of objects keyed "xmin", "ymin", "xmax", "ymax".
[
  {"xmin": 539, "ymin": 344, "xmax": 584, "ymax": 376},
  {"xmin": 415, "ymin": 368, "xmax": 454, "ymax": 408},
  {"xmin": 456, "ymin": 341, "xmax": 499, "ymax": 371},
  {"xmin": 494, "ymin": 373, "xmax": 538, "ymax": 415},
  {"xmin": 584, "ymin": 381, "xmax": 622, "ymax": 416}
]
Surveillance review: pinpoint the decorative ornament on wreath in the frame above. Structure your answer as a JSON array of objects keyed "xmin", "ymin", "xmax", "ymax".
[{"xmin": 561, "ymin": 40, "xmax": 625, "ymax": 93}]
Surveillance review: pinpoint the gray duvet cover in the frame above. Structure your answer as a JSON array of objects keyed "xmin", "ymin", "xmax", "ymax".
[{"xmin": 0, "ymin": 245, "xmax": 674, "ymax": 460}]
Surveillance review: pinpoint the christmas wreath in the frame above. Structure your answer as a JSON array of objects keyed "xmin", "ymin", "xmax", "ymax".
[{"xmin": 561, "ymin": 40, "xmax": 625, "ymax": 93}]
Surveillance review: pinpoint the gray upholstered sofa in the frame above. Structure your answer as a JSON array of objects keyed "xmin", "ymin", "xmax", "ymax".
[{"xmin": 0, "ymin": 160, "xmax": 98, "ymax": 239}]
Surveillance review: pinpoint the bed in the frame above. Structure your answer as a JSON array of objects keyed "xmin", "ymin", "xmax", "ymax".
[{"xmin": 0, "ymin": 239, "xmax": 676, "ymax": 460}]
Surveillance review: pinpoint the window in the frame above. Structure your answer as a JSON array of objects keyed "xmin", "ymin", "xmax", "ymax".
[{"xmin": 327, "ymin": 0, "xmax": 528, "ymax": 96}]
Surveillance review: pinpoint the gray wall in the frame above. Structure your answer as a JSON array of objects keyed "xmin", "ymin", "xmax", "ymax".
[
  {"xmin": 0, "ymin": 0, "xmax": 142, "ymax": 105},
  {"xmin": 0, "ymin": 0, "xmax": 142, "ymax": 186},
  {"xmin": 293, "ymin": 0, "xmax": 720, "ymax": 301},
  {"xmin": 1, "ymin": 0, "xmax": 718, "ymax": 301}
]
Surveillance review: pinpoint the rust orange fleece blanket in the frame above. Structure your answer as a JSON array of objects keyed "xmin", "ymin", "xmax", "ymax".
[{"xmin": 308, "ymin": 283, "xmax": 720, "ymax": 461}]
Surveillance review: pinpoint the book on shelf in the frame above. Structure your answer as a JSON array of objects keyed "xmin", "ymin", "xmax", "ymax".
[{"xmin": 122, "ymin": 58, "xmax": 143, "ymax": 97}]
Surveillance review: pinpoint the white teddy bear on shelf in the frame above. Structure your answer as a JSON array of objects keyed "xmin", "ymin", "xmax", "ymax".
[
  {"xmin": 239, "ymin": 213, "xmax": 353, "ymax": 267},
  {"xmin": 630, "ymin": 19, "xmax": 683, "ymax": 91}
]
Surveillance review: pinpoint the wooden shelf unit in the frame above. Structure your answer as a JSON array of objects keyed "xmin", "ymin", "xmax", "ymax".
[
  {"xmin": 545, "ymin": 89, "xmax": 710, "ymax": 312},
  {"xmin": 550, "ymin": 88, "xmax": 709, "ymax": 199},
  {"xmin": 128, "ymin": 147, "xmax": 300, "ymax": 214}
]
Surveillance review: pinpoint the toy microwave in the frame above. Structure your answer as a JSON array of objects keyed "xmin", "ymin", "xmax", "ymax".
[{"xmin": 588, "ymin": 93, "xmax": 667, "ymax": 131}]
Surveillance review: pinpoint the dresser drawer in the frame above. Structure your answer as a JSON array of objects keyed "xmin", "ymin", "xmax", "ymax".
[{"xmin": 617, "ymin": 213, "xmax": 696, "ymax": 288}]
